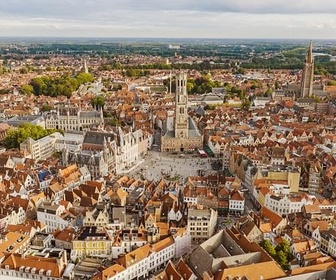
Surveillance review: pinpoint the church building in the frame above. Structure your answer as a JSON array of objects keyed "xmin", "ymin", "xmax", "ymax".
[
  {"xmin": 300, "ymin": 41, "xmax": 314, "ymax": 98},
  {"xmin": 161, "ymin": 72, "xmax": 203, "ymax": 153}
]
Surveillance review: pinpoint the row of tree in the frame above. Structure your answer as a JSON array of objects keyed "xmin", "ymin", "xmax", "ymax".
[
  {"xmin": 91, "ymin": 95, "xmax": 105, "ymax": 110},
  {"xmin": 20, "ymin": 72, "xmax": 94, "ymax": 97},
  {"xmin": 187, "ymin": 75, "xmax": 223, "ymax": 94},
  {"xmin": 163, "ymin": 74, "xmax": 223, "ymax": 94},
  {"xmin": 260, "ymin": 239, "xmax": 291, "ymax": 270},
  {"xmin": 3, "ymin": 123, "xmax": 59, "ymax": 149}
]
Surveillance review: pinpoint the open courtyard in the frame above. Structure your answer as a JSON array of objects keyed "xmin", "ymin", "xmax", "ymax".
[{"xmin": 126, "ymin": 151, "xmax": 216, "ymax": 182}]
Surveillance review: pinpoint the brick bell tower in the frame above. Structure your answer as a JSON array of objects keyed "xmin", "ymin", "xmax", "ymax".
[{"xmin": 174, "ymin": 71, "xmax": 189, "ymax": 140}]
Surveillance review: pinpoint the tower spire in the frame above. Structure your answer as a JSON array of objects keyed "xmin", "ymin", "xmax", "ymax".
[
  {"xmin": 169, "ymin": 70, "xmax": 172, "ymax": 95},
  {"xmin": 307, "ymin": 40, "xmax": 313, "ymax": 64},
  {"xmin": 83, "ymin": 57, "xmax": 88, "ymax": 74},
  {"xmin": 174, "ymin": 71, "xmax": 188, "ymax": 139},
  {"xmin": 300, "ymin": 41, "xmax": 314, "ymax": 98}
]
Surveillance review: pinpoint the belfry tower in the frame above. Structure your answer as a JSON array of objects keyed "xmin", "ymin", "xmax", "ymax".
[
  {"xmin": 300, "ymin": 41, "xmax": 314, "ymax": 98},
  {"xmin": 174, "ymin": 72, "xmax": 188, "ymax": 139}
]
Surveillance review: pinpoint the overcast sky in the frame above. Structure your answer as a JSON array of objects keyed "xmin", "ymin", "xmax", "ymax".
[{"xmin": 1, "ymin": 0, "xmax": 336, "ymax": 39}]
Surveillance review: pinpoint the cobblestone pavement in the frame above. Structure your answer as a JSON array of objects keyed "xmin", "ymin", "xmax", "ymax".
[{"xmin": 125, "ymin": 150, "xmax": 216, "ymax": 182}]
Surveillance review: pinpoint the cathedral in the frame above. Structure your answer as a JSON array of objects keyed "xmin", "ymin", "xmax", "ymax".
[
  {"xmin": 161, "ymin": 72, "xmax": 203, "ymax": 153},
  {"xmin": 300, "ymin": 41, "xmax": 314, "ymax": 98},
  {"xmin": 282, "ymin": 41, "xmax": 327, "ymax": 100}
]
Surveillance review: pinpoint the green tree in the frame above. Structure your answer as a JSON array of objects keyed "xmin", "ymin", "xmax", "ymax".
[
  {"xmin": 275, "ymin": 250, "xmax": 289, "ymax": 270},
  {"xmin": 112, "ymin": 84, "xmax": 122, "ymax": 91},
  {"xmin": 264, "ymin": 88, "xmax": 273, "ymax": 97},
  {"xmin": 241, "ymin": 98, "xmax": 251, "ymax": 110},
  {"xmin": 28, "ymin": 72, "xmax": 94, "ymax": 97},
  {"xmin": 187, "ymin": 81, "xmax": 195, "ymax": 93},
  {"xmin": 312, "ymin": 95, "xmax": 321, "ymax": 103},
  {"xmin": 275, "ymin": 80, "xmax": 281, "ymax": 89},
  {"xmin": 41, "ymin": 104, "xmax": 53, "ymax": 112},
  {"xmin": 327, "ymin": 80, "xmax": 336, "ymax": 86},
  {"xmin": 91, "ymin": 95, "xmax": 105, "ymax": 110},
  {"xmin": 109, "ymin": 116, "xmax": 119, "ymax": 126},
  {"xmin": 260, "ymin": 240, "xmax": 276, "ymax": 257},
  {"xmin": 275, "ymin": 239, "xmax": 291, "ymax": 257},
  {"xmin": 20, "ymin": 84, "xmax": 34, "ymax": 95},
  {"xmin": 76, "ymin": 72, "xmax": 94, "ymax": 84},
  {"xmin": 250, "ymin": 84, "xmax": 257, "ymax": 90},
  {"xmin": 30, "ymin": 77, "xmax": 47, "ymax": 95},
  {"xmin": 19, "ymin": 67, "xmax": 28, "ymax": 74},
  {"xmin": 3, "ymin": 123, "xmax": 57, "ymax": 149},
  {"xmin": 274, "ymin": 239, "xmax": 291, "ymax": 270}
]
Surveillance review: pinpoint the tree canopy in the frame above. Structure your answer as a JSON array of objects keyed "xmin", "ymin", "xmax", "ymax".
[
  {"xmin": 3, "ymin": 123, "xmax": 58, "ymax": 149},
  {"xmin": 20, "ymin": 84, "xmax": 34, "ymax": 95},
  {"xmin": 41, "ymin": 104, "xmax": 53, "ymax": 112},
  {"xmin": 91, "ymin": 95, "xmax": 105, "ymax": 110},
  {"xmin": 28, "ymin": 72, "xmax": 94, "ymax": 98},
  {"xmin": 260, "ymin": 239, "xmax": 291, "ymax": 271},
  {"xmin": 163, "ymin": 74, "xmax": 223, "ymax": 94}
]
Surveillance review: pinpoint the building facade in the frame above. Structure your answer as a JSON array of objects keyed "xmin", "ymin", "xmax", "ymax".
[
  {"xmin": 62, "ymin": 128, "xmax": 149, "ymax": 178},
  {"xmin": 187, "ymin": 208, "xmax": 217, "ymax": 242},
  {"xmin": 20, "ymin": 132, "xmax": 63, "ymax": 161},
  {"xmin": 37, "ymin": 203, "xmax": 74, "ymax": 233},
  {"xmin": 45, "ymin": 107, "xmax": 104, "ymax": 131},
  {"xmin": 161, "ymin": 72, "xmax": 203, "ymax": 153}
]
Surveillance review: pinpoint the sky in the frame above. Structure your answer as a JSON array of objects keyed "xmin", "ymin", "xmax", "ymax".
[{"xmin": 0, "ymin": 0, "xmax": 336, "ymax": 39}]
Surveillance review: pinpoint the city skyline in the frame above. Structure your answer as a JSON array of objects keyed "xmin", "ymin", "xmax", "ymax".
[{"xmin": 1, "ymin": 0, "xmax": 336, "ymax": 39}]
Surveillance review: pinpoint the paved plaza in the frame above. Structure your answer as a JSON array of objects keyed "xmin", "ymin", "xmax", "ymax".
[{"xmin": 126, "ymin": 151, "xmax": 215, "ymax": 182}]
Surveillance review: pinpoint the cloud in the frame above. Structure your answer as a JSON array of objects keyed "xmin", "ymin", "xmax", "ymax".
[
  {"xmin": 0, "ymin": 0, "xmax": 335, "ymax": 38},
  {"xmin": 2, "ymin": 0, "xmax": 336, "ymax": 20}
]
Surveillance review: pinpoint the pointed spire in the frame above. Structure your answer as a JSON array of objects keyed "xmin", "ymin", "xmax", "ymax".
[
  {"xmin": 307, "ymin": 40, "xmax": 313, "ymax": 64},
  {"xmin": 169, "ymin": 70, "xmax": 172, "ymax": 95},
  {"xmin": 300, "ymin": 41, "xmax": 314, "ymax": 98}
]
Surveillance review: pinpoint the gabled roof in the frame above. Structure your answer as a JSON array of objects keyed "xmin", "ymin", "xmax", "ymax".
[
  {"xmin": 304, "ymin": 204, "xmax": 321, "ymax": 214},
  {"xmin": 260, "ymin": 206, "xmax": 284, "ymax": 228},
  {"xmin": 117, "ymin": 243, "xmax": 151, "ymax": 268},
  {"xmin": 96, "ymin": 264, "xmax": 126, "ymax": 280},
  {"xmin": 1, "ymin": 253, "xmax": 63, "ymax": 278},
  {"xmin": 151, "ymin": 236, "xmax": 174, "ymax": 252}
]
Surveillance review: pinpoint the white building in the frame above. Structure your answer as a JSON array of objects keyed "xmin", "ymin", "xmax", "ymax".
[
  {"xmin": 54, "ymin": 131, "xmax": 84, "ymax": 152},
  {"xmin": 115, "ymin": 127, "xmax": 148, "ymax": 174},
  {"xmin": 37, "ymin": 203, "xmax": 74, "ymax": 233},
  {"xmin": 229, "ymin": 190, "xmax": 245, "ymax": 215},
  {"xmin": 308, "ymin": 166, "xmax": 321, "ymax": 194},
  {"xmin": 253, "ymin": 96, "xmax": 271, "ymax": 108},
  {"xmin": 265, "ymin": 193, "xmax": 314, "ymax": 216},
  {"xmin": 172, "ymin": 228, "xmax": 192, "ymax": 259},
  {"xmin": 327, "ymin": 230, "xmax": 336, "ymax": 258},
  {"xmin": 45, "ymin": 107, "xmax": 103, "ymax": 131},
  {"xmin": 111, "ymin": 237, "xmax": 175, "ymax": 280},
  {"xmin": 0, "ymin": 207, "xmax": 26, "ymax": 230},
  {"xmin": 187, "ymin": 208, "xmax": 218, "ymax": 242},
  {"xmin": 63, "ymin": 128, "xmax": 149, "ymax": 178},
  {"xmin": 111, "ymin": 231, "xmax": 148, "ymax": 259},
  {"xmin": 20, "ymin": 132, "xmax": 63, "ymax": 161},
  {"xmin": 5, "ymin": 115, "xmax": 45, "ymax": 128}
]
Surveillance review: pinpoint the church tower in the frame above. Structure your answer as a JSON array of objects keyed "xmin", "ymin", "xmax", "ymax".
[
  {"xmin": 83, "ymin": 58, "xmax": 89, "ymax": 74},
  {"xmin": 300, "ymin": 41, "xmax": 314, "ymax": 98},
  {"xmin": 174, "ymin": 72, "xmax": 188, "ymax": 139}
]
